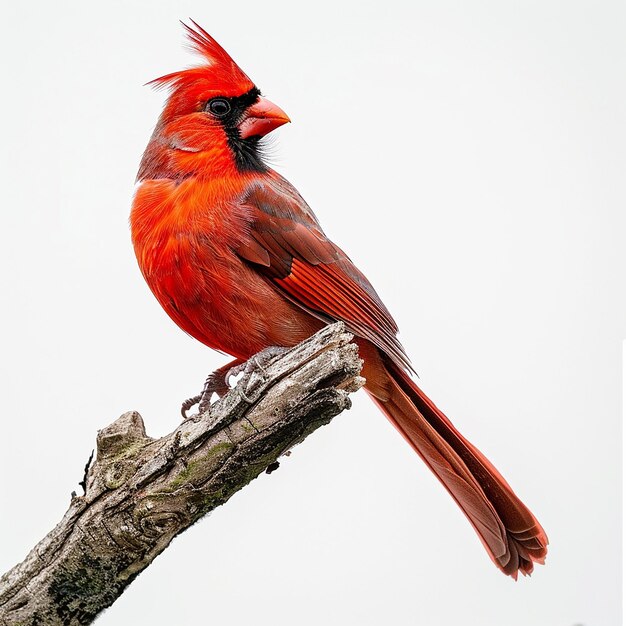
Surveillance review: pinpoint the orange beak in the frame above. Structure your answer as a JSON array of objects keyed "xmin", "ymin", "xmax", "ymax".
[{"xmin": 238, "ymin": 97, "xmax": 290, "ymax": 139}]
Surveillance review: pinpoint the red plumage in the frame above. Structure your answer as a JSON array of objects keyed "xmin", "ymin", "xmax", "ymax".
[{"xmin": 131, "ymin": 22, "xmax": 548, "ymax": 578}]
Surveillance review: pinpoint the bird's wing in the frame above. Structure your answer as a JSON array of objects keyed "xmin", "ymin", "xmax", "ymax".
[{"xmin": 235, "ymin": 173, "xmax": 412, "ymax": 372}]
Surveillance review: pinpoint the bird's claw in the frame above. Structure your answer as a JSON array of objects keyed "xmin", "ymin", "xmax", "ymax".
[
  {"xmin": 181, "ymin": 347, "xmax": 289, "ymax": 419},
  {"xmin": 181, "ymin": 393, "xmax": 203, "ymax": 419},
  {"xmin": 227, "ymin": 346, "xmax": 289, "ymax": 403},
  {"xmin": 181, "ymin": 361, "xmax": 237, "ymax": 419}
]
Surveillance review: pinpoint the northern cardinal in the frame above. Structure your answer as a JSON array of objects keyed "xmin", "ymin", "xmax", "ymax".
[{"xmin": 131, "ymin": 21, "xmax": 547, "ymax": 578}]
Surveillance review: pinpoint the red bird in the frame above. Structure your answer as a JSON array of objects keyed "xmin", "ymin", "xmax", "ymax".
[{"xmin": 131, "ymin": 22, "xmax": 548, "ymax": 578}]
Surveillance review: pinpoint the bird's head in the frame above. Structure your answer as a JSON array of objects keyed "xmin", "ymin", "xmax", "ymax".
[{"xmin": 138, "ymin": 21, "xmax": 290, "ymax": 181}]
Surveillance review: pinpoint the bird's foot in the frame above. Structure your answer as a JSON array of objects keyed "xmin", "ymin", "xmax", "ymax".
[
  {"xmin": 181, "ymin": 347, "xmax": 289, "ymax": 419},
  {"xmin": 224, "ymin": 347, "xmax": 290, "ymax": 403},
  {"xmin": 181, "ymin": 359, "xmax": 242, "ymax": 419}
]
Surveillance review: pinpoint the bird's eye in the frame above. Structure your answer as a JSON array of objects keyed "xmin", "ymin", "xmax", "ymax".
[{"xmin": 207, "ymin": 98, "xmax": 231, "ymax": 117}]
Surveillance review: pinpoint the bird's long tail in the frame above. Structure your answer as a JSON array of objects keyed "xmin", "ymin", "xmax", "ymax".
[{"xmin": 362, "ymin": 348, "xmax": 548, "ymax": 578}]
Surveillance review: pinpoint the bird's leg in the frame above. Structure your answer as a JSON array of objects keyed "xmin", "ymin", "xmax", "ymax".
[
  {"xmin": 181, "ymin": 358, "xmax": 243, "ymax": 419},
  {"xmin": 226, "ymin": 346, "xmax": 290, "ymax": 403},
  {"xmin": 182, "ymin": 347, "xmax": 290, "ymax": 418},
  {"xmin": 226, "ymin": 346, "xmax": 289, "ymax": 383}
]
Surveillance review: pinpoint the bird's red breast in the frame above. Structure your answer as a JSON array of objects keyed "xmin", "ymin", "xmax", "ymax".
[{"xmin": 131, "ymin": 171, "xmax": 324, "ymax": 358}]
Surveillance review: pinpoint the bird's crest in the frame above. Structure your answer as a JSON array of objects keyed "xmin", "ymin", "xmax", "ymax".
[{"xmin": 148, "ymin": 20, "xmax": 254, "ymax": 97}]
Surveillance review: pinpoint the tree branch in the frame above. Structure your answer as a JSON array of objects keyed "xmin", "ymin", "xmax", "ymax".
[{"xmin": 0, "ymin": 323, "xmax": 364, "ymax": 626}]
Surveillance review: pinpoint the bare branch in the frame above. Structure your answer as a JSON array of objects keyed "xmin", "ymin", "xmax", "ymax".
[{"xmin": 0, "ymin": 323, "xmax": 364, "ymax": 626}]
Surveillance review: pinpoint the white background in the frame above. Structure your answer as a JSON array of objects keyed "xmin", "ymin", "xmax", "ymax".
[{"xmin": 0, "ymin": 1, "xmax": 623, "ymax": 624}]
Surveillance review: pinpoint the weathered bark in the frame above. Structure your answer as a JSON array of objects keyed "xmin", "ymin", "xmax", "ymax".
[{"xmin": 0, "ymin": 323, "xmax": 363, "ymax": 626}]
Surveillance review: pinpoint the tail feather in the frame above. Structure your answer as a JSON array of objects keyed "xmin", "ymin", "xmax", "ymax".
[{"xmin": 367, "ymin": 358, "xmax": 548, "ymax": 578}]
